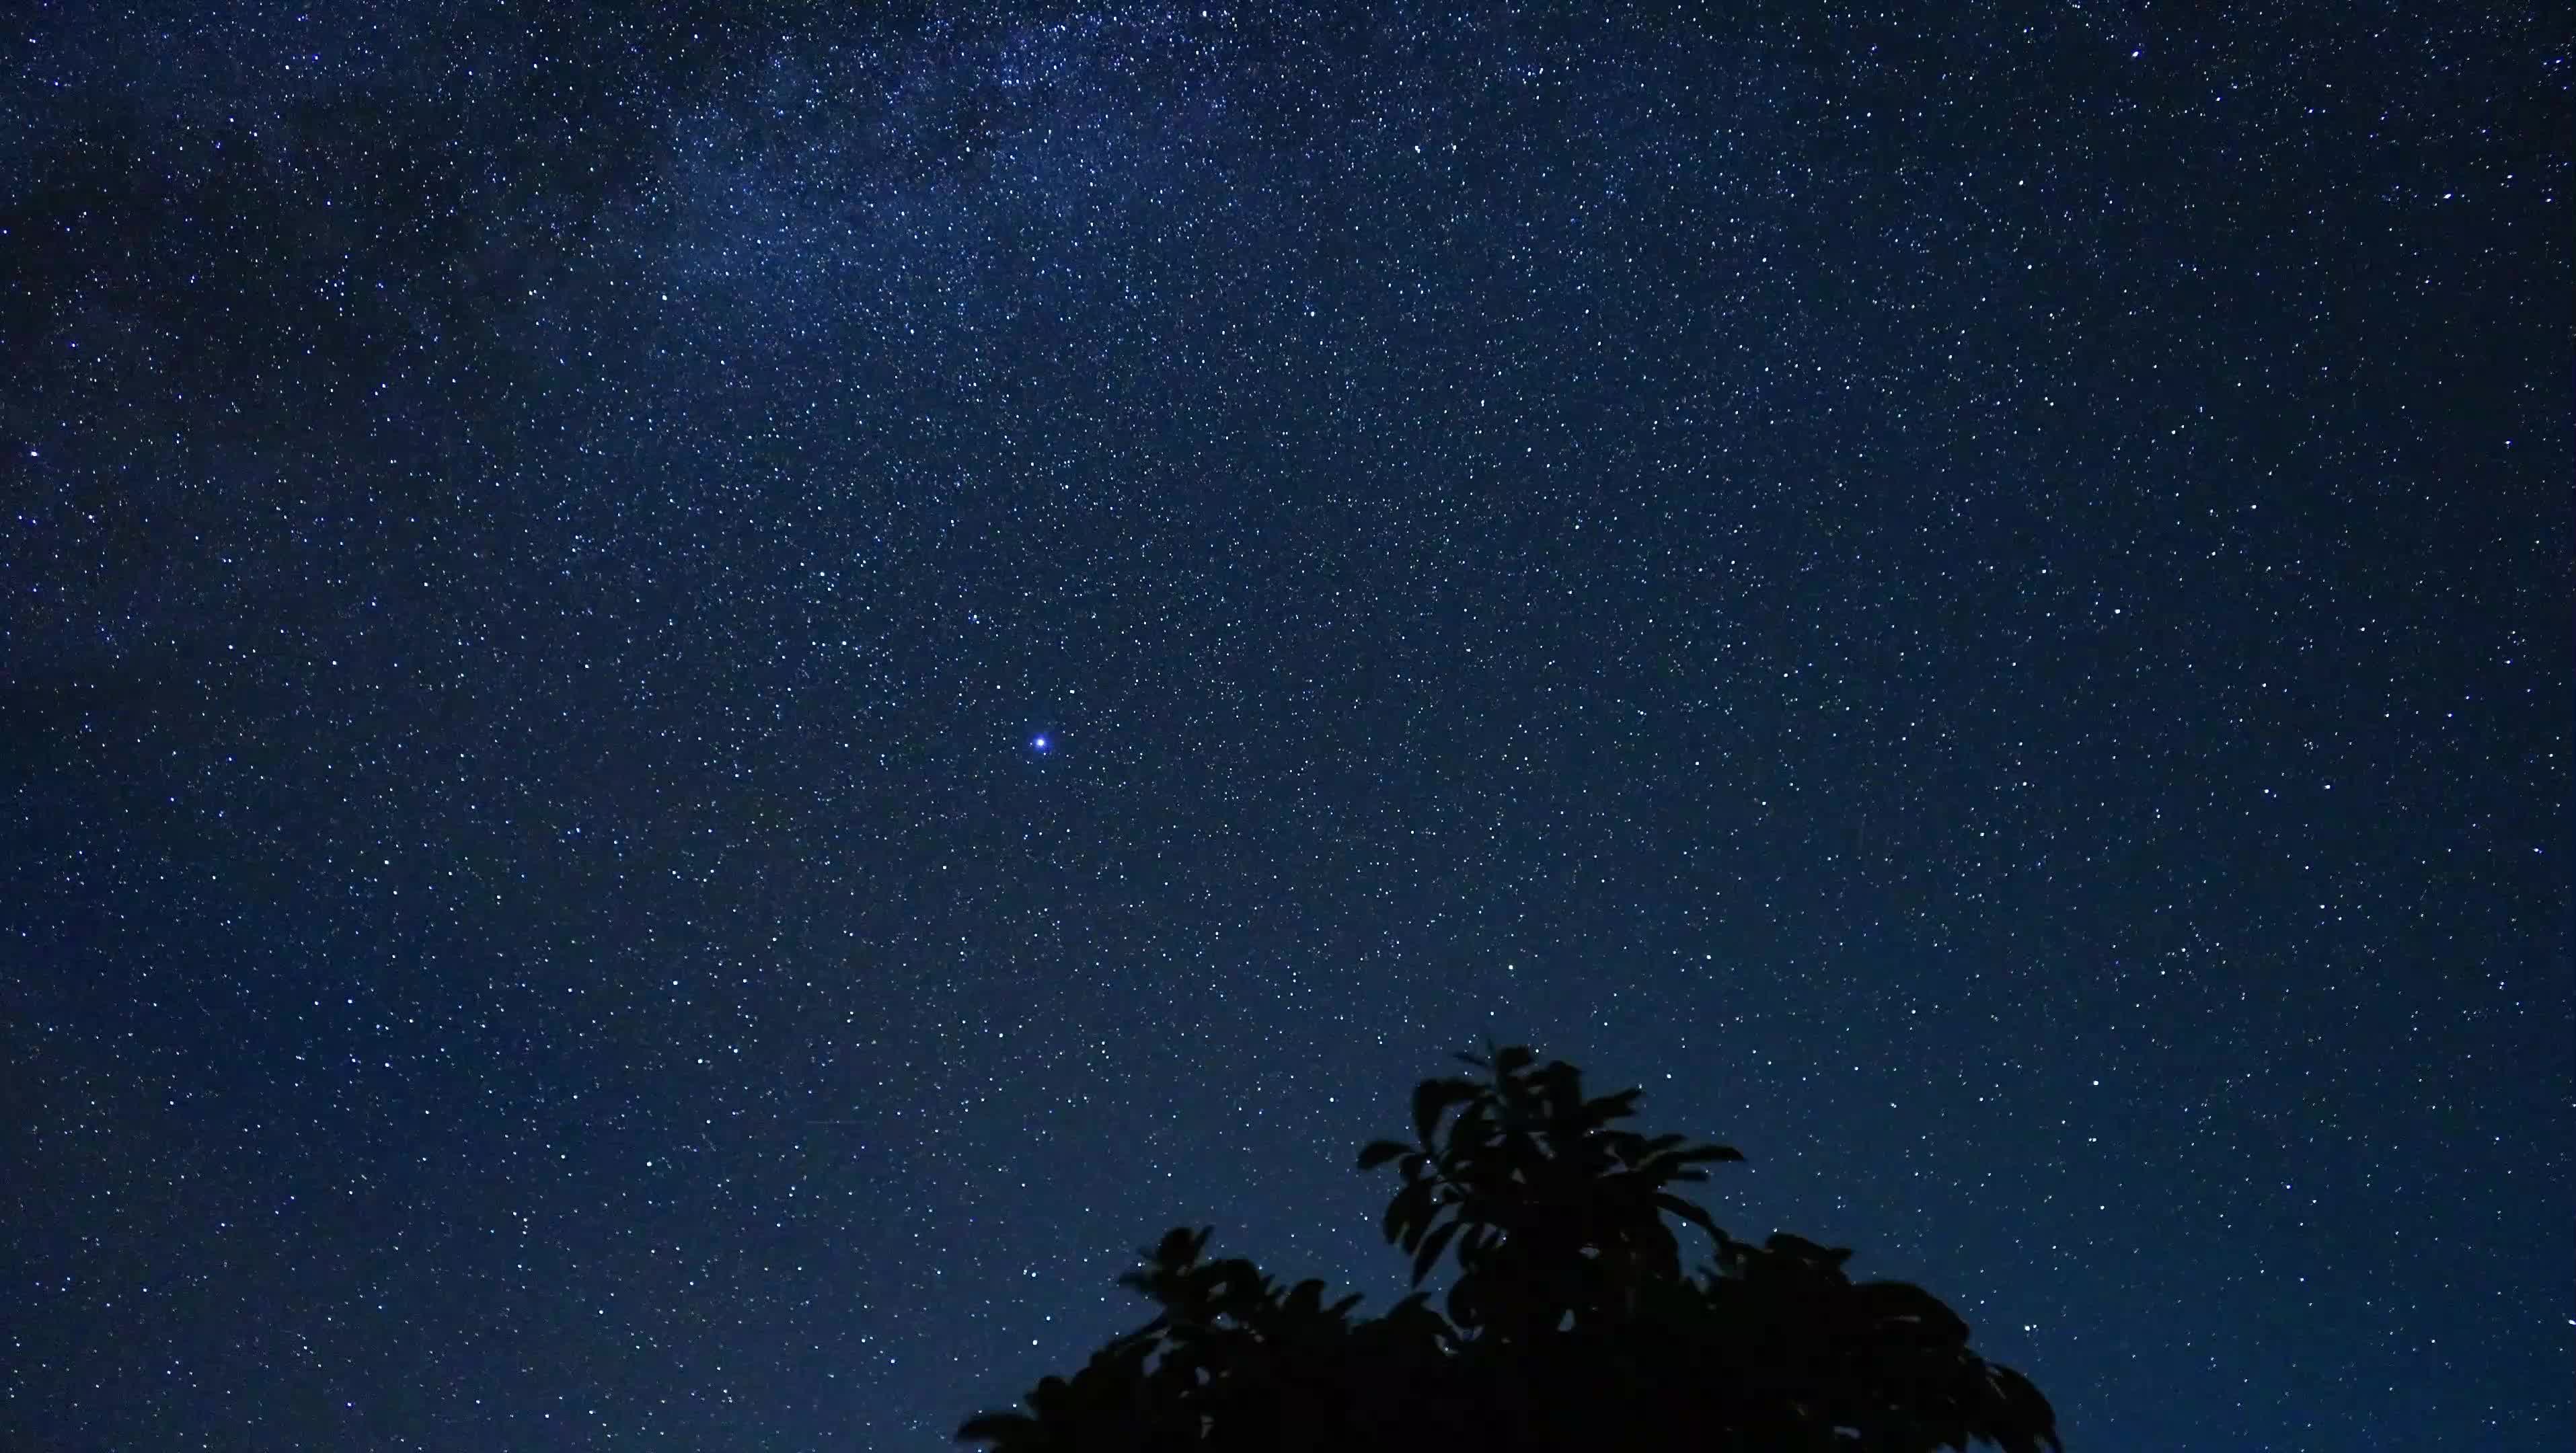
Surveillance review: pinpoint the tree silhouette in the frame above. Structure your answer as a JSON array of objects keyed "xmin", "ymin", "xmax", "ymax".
[{"xmin": 959, "ymin": 1045, "xmax": 2060, "ymax": 1451}]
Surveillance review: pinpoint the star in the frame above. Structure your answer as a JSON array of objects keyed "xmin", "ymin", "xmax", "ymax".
[{"xmin": 7, "ymin": 10, "xmax": 2550, "ymax": 1452}]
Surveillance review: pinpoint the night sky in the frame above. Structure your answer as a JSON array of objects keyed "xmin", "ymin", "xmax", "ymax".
[{"xmin": 5, "ymin": 4, "xmax": 2569, "ymax": 1449}]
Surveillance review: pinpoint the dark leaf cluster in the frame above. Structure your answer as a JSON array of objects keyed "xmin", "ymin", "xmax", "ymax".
[{"xmin": 959, "ymin": 1046, "xmax": 2060, "ymax": 1452}]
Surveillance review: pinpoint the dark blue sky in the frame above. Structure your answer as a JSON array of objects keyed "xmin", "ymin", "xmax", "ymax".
[{"xmin": 5, "ymin": 4, "xmax": 2568, "ymax": 1448}]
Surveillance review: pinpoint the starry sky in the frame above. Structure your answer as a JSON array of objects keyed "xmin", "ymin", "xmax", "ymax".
[{"xmin": 3, "ymin": 4, "xmax": 2569, "ymax": 1449}]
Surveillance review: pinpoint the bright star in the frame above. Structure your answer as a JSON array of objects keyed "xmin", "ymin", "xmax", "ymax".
[{"xmin": 1030, "ymin": 734, "xmax": 1051, "ymax": 752}]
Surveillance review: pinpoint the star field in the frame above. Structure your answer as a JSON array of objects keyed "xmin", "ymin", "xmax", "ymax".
[{"xmin": 3, "ymin": 5, "xmax": 2569, "ymax": 1449}]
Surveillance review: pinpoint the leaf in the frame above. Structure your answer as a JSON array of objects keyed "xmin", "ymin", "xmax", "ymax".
[
  {"xmin": 1411, "ymin": 1076, "xmax": 1480, "ymax": 1146},
  {"xmin": 1447, "ymin": 1274, "xmax": 1484, "ymax": 1329},
  {"xmin": 955, "ymin": 1411, "xmax": 1040, "ymax": 1442},
  {"xmin": 1533, "ymin": 1061, "xmax": 1581, "ymax": 1111},
  {"xmin": 1654, "ymin": 1192, "xmax": 1724, "ymax": 1242},
  {"xmin": 1410, "ymin": 1218, "xmax": 1462, "ymax": 1285},
  {"xmin": 1383, "ymin": 1178, "xmax": 1435, "ymax": 1246},
  {"xmin": 1449, "ymin": 1102, "xmax": 1492, "ymax": 1154},
  {"xmin": 1854, "ymin": 1280, "xmax": 1969, "ymax": 1341},
  {"xmin": 1766, "ymin": 1232, "xmax": 1854, "ymax": 1269},
  {"xmin": 1582, "ymin": 1087, "xmax": 1644, "ymax": 1123},
  {"xmin": 1459, "ymin": 1224, "xmax": 1497, "ymax": 1265},
  {"xmin": 1644, "ymin": 1143, "xmax": 1745, "ymax": 1181},
  {"xmin": 1149, "ymin": 1226, "xmax": 1207, "ymax": 1269},
  {"xmin": 1357, "ymin": 1139, "xmax": 1411, "ymax": 1171},
  {"xmin": 1493, "ymin": 1045, "xmax": 1537, "ymax": 1076}
]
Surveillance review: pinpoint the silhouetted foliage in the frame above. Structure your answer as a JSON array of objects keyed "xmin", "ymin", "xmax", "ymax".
[{"xmin": 959, "ymin": 1046, "xmax": 2061, "ymax": 1451}]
